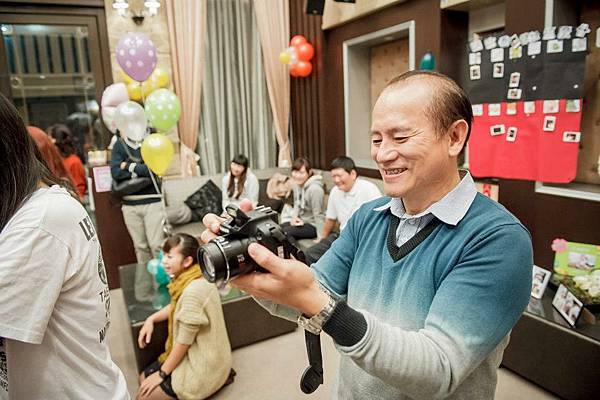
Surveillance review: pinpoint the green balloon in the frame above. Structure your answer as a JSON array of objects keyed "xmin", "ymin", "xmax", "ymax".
[{"xmin": 145, "ymin": 88, "xmax": 181, "ymax": 132}]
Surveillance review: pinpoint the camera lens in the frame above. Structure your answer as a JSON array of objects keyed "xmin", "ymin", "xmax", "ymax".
[{"xmin": 198, "ymin": 237, "xmax": 255, "ymax": 283}]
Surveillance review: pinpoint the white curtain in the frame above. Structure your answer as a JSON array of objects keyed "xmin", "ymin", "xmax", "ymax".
[{"xmin": 198, "ymin": 0, "xmax": 276, "ymax": 175}]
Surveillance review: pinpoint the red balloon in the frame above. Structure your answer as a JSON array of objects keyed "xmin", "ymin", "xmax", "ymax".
[
  {"xmin": 296, "ymin": 43, "xmax": 314, "ymax": 61},
  {"xmin": 289, "ymin": 65, "xmax": 299, "ymax": 77},
  {"xmin": 291, "ymin": 61, "xmax": 312, "ymax": 77},
  {"xmin": 290, "ymin": 35, "xmax": 307, "ymax": 47}
]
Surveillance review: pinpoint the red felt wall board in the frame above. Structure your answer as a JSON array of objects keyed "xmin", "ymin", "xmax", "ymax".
[{"xmin": 469, "ymin": 99, "xmax": 582, "ymax": 183}]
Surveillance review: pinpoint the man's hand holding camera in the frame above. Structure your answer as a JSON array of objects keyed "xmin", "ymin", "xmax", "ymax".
[{"xmin": 200, "ymin": 200, "xmax": 329, "ymax": 317}]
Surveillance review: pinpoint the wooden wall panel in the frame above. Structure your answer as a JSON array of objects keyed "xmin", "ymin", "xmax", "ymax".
[{"xmin": 289, "ymin": 0, "xmax": 326, "ymax": 167}]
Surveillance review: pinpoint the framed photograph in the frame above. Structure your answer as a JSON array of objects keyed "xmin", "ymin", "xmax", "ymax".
[
  {"xmin": 469, "ymin": 39, "xmax": 484, "ymax": 53},
  {"xmin": 543, "ymin": 116, "xmax": 556, "ymax": 132},
  {"xmin": 509, "ymin": 72, "xmax": 521, "ymax": 88},
  {"xmin": 488, "ymin": 103, "xmax": 501, "ymax": 116},
  {"xmin": 490, "ymin": 124, "xmax": 505, "ymax": 136},
  {"xmin": 552, "ymin": 284, "xmax": 583, "ymax": 327},
  {"xmin": 509, "ymin": 46, "xmax": 522, "ymax": 59},
  {"xmin": 506, "ymin": 102, "xmax": 517, "ymax": 115},
  {"xmin": 553, "ymin": 240, "xmax": 600, "ymax": 276},
  {"xmin": 490, "ymin": 47, "xmax": 504, "ymax": 63},
  {"xmin": 469, "ymin": 52, "xmax": 481, "ymax": 65},
  {"xmin": 572, "ymin": 37, "xmax": 587, "ymax": 52},
  {"xmin": 507, "ymin": 88, "xmax": 522, "ymax": 100},
  {"xmin": 547, "ymin": 39, "xmax": 564, "ymax": 53},
  {"xmin": 563, "ymin": 131, "xmax": 581, "ymax": 143},
  {"xmin": 524, "ymin": 101, "xmax": 536, "ymax": 114},
  {"xmin": 566, "ymin": 99, "xmax": 581, "ymax": 112},
  {"xmin": 543, "ymin": 99, "xmax": 559, "ymax": 114},
  {"xmin": 469, "ymin": 65, "xmax": 481, "ymax": 80},
  {"xmin": 493, "ymin": 63, "xmax": 504, "ymax": 78},
  {"xmin": 531, "ymin": 265, "xmax": 551, "ymax": 299},
  {"xmin": 557, "ymin": 25, "xmax": 573, "ymax": 40},
  {"xmin": 472, "ymin": 104, "xmax": 483, "ymax": 116},
  {"xmin": 506, "ymin": 127, "xmax": 517, "ymax": 142},
  {"xmin": 528, "ymin": 41, "xmax": 542, "ymax": 56}
]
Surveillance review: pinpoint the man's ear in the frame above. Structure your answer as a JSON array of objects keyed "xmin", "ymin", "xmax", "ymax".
[
  {"xmin": 350, "ymin": 170, "xmax": 358, "ymax": 180},
  {"xmin": 447, "ymin": 120, "xmax": 469, "ymax": 157}
]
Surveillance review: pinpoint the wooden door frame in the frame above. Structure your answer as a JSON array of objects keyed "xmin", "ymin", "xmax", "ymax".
[{"xmin": 0, "ymin": 2, "xmax": 112, "ymax": 102}]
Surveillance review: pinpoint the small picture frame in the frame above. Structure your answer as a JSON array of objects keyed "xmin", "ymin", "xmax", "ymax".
[
  {"xmin": 557, "ymin": 25, "xmax": 573, "ymax": 40},
  {"xmin": 490, "ymin": 47, "xmax": 504, "ymax": 63},
  {"xmin": 492, "ymin": 63, "xmax": 504, "ymax": 78},
  {"xmin": 528, "ymin": 41, "xmax": 542, "ymax": 56},
  {"xmin": 543, "ymin": 99, "xmax": 560, "ymax": 114},
  {"xmin": 552, "ymin": 284, "xmax": 583, "ymax": 327},
  {"xmin": 543, "ymin": 116, "xmax": 556, "ymax": 132},
  {"xmin": 472, "ymin": 104, "xmax": 484, "ymax": 116},
  {"xmin": 509, "ymin": 46, "xmax": 522, "ymax": 59},
  {"xmin": 524, "ymin": 101, "xmax": 536, "ymax": 114},
  {"xmin": 566, "ymin": 99, "xmax": 581, "ymax": 113},
  {"xmin": 547, "ymin": 39, "xmax": 564, "ymax": 53},
  {"xmin": 506, "ymin": 102, "xmax": 517, "ymax": 115},
  {"xmin": 507, "ymin": 88, "xmax": 522, "ymax": 100},
  {"xmin": 469, "ymin": 39, "xmax": 484, "ymax": 53},
  {"xmin": 506, "ymin": 127, "xmax": 517, "ymax": 142},
  {"xmin": 490, "ymin": 124, "xmax": 505, "ymax": 136},
  {"xmin": 469, "ymin": 65, "xmax": 481, "ymax": 80},
  {"xmin": 572, "ymin": 37, "xmax": 587, "ymax": 52},
  {"xmin": 563, "ymin": 131, "xmax": 581, "ymax": 143},
  {"xmin": 531, "ymin": 265, "xmax": 551, "ymax": 299},
  {"xmin": 488, "ymin": 103, "xmax": 501, "ymax": 116},
  {"xmin": 509, "ymin": 72, "xmax": 521, "ymax": 88},
  {"xmin": 484, "ymin": 36, "xmax": 498, "ymax": 50},
  {"xmin": 469, "ymin": 52, "xmax": 482, "ymax": 65},
  {"xmin": 498, "ymin": 35, "xmax": 511, "ymax": 48}
]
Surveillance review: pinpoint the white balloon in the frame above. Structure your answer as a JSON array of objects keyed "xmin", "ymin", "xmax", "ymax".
[
  {"xmin": 101, "ymin": 83, "xmax": 129, "ymax": 107},
  {"xmin": 101, "ymin": 106, "xmax": 118, "ymax": 133},
  {"xmin": 114, "ymin": 101, "xmax": 147, "ymax": 142}
]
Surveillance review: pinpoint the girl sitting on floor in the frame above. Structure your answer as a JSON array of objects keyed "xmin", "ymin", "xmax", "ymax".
[{"xmin": 137, "ymin": 233, "xmax": 233, "ymax": 400}]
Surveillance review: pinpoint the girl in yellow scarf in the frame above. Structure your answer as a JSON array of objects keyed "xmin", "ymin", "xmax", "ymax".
[{"xmin": 137, "ymin": 233, "xmax": 233, "ymax": 399}]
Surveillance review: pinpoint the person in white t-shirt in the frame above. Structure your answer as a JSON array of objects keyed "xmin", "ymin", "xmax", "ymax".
[
  {"xmin": 0, "ymin": 93, "xmax": 129, "ymax": 400},
  {"xmin": 304, "ymin": 156, "xmax": 382, "ymax": 264},
  {"xmin": 221, "ymin": 154, "xmax": 259, "ymax": 211}
]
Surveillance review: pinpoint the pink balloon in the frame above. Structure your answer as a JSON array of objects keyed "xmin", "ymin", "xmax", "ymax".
[
  {"xmin": 101, "ymin": 83, "xmax": 129, "ymax": 107},
  {"xmin": 116, "ymin": 32, "xmax": 157, "ymax": 82},
  {"xmin": 101, "ymin": 106, "xmax": 118, "ymax": 133}
]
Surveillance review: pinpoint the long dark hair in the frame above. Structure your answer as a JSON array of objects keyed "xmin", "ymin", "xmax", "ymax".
[
  {"xmin": 227, "ymin": 154, "xmax": 249, "ymax": 200},
  {"xmin": 47, "ymin": 124, "xmax": 76, "ymax": 157},
  {"xmin": 162, "ymin": 233, "xmax": 200, "ymax": 264},
  {"xmin": 0, "ymin": 93, "xmax": 71, "ymax": 231}
]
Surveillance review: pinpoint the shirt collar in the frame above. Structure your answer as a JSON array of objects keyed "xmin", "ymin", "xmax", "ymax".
[{"xmin": 372, "ymin": 171, "xmax": 477, "ymax": 226}]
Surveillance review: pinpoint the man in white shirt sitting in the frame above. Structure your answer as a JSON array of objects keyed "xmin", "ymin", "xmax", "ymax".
[{"xmin": 305, "ymin": 156, "xmax": 382, "ymax": 264}]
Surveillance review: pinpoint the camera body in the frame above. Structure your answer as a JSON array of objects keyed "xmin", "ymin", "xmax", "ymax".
[{"xmin": 198, "ymin": 205, "xmax": 293, "ymax": 284}]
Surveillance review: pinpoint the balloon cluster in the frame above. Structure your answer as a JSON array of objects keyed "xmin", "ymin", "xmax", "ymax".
[
  {"xmin": 279, "ymin": 35, "xmax": 314, "ymax": 78},
  {"xmin": 100, "ymin": 32, "xmax": 181, "ymax": 176}
]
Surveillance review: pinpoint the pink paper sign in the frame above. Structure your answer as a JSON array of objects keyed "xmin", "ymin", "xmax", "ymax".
[{"xmin": 93, "ymin": 166, "xmax": 112, "ymax": 193}]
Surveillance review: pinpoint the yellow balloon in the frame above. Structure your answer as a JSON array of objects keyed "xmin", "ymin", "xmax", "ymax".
[
  {"xmin": 279, "ymin": 51, "xmax": 291, "ymax": 64},
  {"xmin": 141, "ymin": 134, "xmax": 174, "ymax": 176},
  {"xmin": 142, "ymin": 79, "xmax": 158, "ymax": 98},
  {"xmin": 127, "ymin": 82, "xmax": 142, "ymax": 102},
  {"xmin": 153, "ymin": 67, "xmax": 170, "ymax": 88},
  {"xmin": 121, "ymin": 69, "xmax": 135, "ymax": 84}
]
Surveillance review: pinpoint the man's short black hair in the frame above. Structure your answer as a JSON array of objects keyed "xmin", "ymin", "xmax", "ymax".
[
  {"xmin": 384, "ymin": 70, "xmax": 473, "ymax": 144},
  {"xmin": 330, "ymin": 156, "xmax": 356, "ymax": 174}
]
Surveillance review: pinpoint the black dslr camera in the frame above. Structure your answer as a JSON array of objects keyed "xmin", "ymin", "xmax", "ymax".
[
  {"xmin": 198, "ymin": 204, "xmax": 325, "ymax": 394},
  {"xmin": 198, "ymin": 204, "xmax": 299, "ymax": 285}
]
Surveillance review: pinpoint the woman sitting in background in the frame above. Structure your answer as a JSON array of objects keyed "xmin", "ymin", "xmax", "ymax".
[
  {"xmin": 137, "ymin": 233, "xmax": 234, "ymax": 400},
  {"xmin": 48, "ymin": 124, "xmax": 87, "ymax": 199},
  {"xmin": 281, "ymin": 157, "xmax": 324, "ymax": 240},
  {"xmin": 221, "ymin": 154, "xmax": 259, "ymax": 211},
  {"xmin": 26, "ymin": 126, "xmax": 77, "ymax": 197}
]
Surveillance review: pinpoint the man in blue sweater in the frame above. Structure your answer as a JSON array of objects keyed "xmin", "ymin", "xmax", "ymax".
[{"xmin": 202, "ymin": 71, "xmax": 533, "ymax": 399}]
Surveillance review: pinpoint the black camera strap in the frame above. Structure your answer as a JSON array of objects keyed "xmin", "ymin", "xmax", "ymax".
[
  {"xmin": 301, "ymin": 331, "xmax": 324, "ymax": 394},
  {"xmin": 285, "ymin": 243, "xmax": 325, "ymax": 394}
]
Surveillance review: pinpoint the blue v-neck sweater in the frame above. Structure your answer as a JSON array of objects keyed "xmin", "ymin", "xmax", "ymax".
[{"xmin": 311, "ymin": 193, "xmax": 533, "ymax": 399}]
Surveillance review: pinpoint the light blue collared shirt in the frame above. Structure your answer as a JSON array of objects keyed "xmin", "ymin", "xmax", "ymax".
[{"xmin": 373, "ymin": 171, "xmax": 477, "ymax": 247}]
